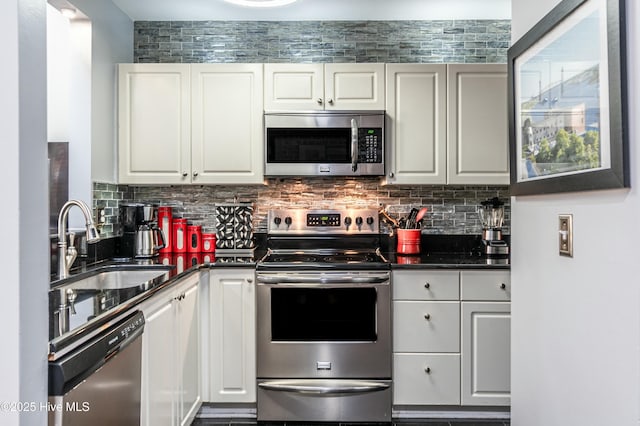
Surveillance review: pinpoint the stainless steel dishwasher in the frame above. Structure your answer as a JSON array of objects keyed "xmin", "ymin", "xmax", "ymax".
[{"xmin": 48, "ymin": 310, "xmax": 145, "ymax": 426}]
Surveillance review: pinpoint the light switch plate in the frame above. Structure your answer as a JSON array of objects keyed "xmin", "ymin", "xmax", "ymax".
[{"xmin": 559, "ymin": 214, "xmax": 573, "ymax": 257}]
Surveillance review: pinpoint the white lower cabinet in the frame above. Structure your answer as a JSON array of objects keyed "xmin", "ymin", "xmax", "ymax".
[
  {"xmin": 392, "ymin": 269, "xmax": 510, "ymax": 407},
  {"xmin": 140, "ymin": 273, "xmax": 201, "ymax": 426},
  {"xmin": 209, "ymin": 268, "xmax": 256, "ymax": 402}
]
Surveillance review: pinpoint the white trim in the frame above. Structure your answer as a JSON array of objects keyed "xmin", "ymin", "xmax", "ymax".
[{"xmin": 393, "ymin": 409, "xmax": 511, "ymax": 420}]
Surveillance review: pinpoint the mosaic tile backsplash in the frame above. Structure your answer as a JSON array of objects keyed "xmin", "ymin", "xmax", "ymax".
[
  {"xmin": 94, "ymin": 179, "xmax": 510, "ymax": 236},
  {"xmin": 134, "ymin": 20, "xmax": 510, "ymax": 64}
]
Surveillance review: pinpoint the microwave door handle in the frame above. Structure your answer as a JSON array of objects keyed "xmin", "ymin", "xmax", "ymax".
[{"xmin": 351, "ymin": 118, "xmax": 358, "ymax": 172}]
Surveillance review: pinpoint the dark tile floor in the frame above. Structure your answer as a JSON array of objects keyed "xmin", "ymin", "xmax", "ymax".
[{"xmin": 191, "ymin": 418, "xmax": 510, "ymax": 426}]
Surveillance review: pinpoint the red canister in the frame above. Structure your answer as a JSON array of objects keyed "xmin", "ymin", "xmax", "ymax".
[
  {"xmin": 202, "ymin": 233, "xmax": 216, "ymax": 253},
  {"xmin": 158, "ymin": 206, "xmax": 173, "ymax": 253},
  {"xmin": 172, "ymin": 218, "xmax": 188, "ymax": 253},
  {"xmin": 187, "ymin": 225, "xmax": 202, "ymax": 252}
]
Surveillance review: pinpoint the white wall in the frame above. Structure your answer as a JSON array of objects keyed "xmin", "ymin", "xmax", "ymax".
[
  {"xmin": 71, "ymin": 0, "xmax": 133, "ymax": 183},
  {"xmin": 510, "ymin": 1, "xmax": 640, "ymax": 425},
  {"xmin": 0, "ymin": 0, "xmax": 48, "ymax": 424},
  {"xmin": 47, "ymin": 6, "xmax": 93, "ymax": 227}
]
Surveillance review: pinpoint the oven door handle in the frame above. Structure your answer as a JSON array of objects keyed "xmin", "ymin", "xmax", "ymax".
[
  {"xmin": 256, "ymin": 274, "xmax": 389, "ymax": 285},
  {"xmin": 258, "ymin": 379, "xmax": 389, "ymax": 395}
]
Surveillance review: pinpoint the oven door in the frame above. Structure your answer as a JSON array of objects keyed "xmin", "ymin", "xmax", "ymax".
[
  {"xmin": 264, "ymin": 111, "xmax": 385, "ymax": 176},
  {"xmin": 256, "ymin": 271, "xmax": 391, "ymax": 379}
]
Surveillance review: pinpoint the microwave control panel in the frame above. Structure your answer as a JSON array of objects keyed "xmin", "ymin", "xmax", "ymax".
[{"xmin": 358, "ymin": 128, "xmax": 383, "ymax": 163}]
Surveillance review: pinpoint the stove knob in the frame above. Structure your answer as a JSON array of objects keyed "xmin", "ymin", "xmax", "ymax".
[
  {"xmin": 284, "ymin": 217, "xmax": 292, "ymax": 227},
  {"xmin": 344, "ymin": 217, "xmax": 352, "ymax": 229},
  {"xmin": 274, "ymin": 217, "xmax": 282, "ymax": 226},
  {"xmin": 366, "ymin": 216, "xmax": 374, "ymax": 225},
  {"xmin": 355, "ymin": 217, "xmax": 363, "ymax": 226}
]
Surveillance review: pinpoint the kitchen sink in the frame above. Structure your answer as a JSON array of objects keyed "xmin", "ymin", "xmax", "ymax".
[
  {"xmin": 51, "ymin": 264, "xmax": 174, "ymax": 291},
  {"xmin": 65, "ymin": 268, "xmax": 171, "ymax": 290}
]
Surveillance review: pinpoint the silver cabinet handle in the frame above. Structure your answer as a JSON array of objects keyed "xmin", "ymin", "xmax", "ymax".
[
  {"xmin": 388, "ymin": 172, "xmax": 395, "ymax": 178},
  {"xmin": 424, "ymin": 314, "xmax": 431, "ymax": 320},
  {"xmin": 328, "ymin": 98, "xmax": 334, "ymax": 104},
  {"xmin": 424, "ymin": 283, "xmax": 431, "ymax": 289},
  {"xmin": 246, "ymin": 278, "xmax": 254, "ymax": 283},
  {"xmin": 317, "ymin": 98, "xmax": 323, "ymax": 105},
  {"xmin": 425, "ymin": 367, "xmax": 431, "ymax": 374},
  {"xmin": 182, "ymin": 172, "xmax": 188, "ymax": 177},
  {"xmin": 193, "ymin": 172, "xmax": 198, "ymax": 177},
  {"xmin": 500, "ymin": 283, "xmax": 507, "ymax": 289}
]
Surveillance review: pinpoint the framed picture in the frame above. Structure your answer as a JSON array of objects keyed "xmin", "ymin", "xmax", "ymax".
[{"xmin": 507, "ymin": 0, "xmax": 629, "ymax": 196}]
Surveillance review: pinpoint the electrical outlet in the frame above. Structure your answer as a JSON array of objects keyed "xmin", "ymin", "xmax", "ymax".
[{"xmin": 559, "ymin": 214, "xmax": 573, "ymax": 257}]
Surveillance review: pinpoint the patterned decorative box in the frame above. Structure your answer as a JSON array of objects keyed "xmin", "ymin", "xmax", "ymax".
[{"xmin": 214, "ymin": 204, "xmax": 254, "ymax": 255}]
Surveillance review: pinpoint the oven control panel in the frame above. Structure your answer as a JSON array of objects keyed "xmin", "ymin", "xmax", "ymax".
[
  {"xmin": 307, "ymin": 213, "xmax": 341, "ymax": 227},
  {"xmin": 268, "ymin": 209, "xmax": 379, "ymax": 235}
]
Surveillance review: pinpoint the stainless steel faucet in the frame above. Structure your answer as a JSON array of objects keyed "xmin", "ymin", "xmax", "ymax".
[{"xmin": 57, "ymin": 199, "xmax": 100, "ymax": 280}]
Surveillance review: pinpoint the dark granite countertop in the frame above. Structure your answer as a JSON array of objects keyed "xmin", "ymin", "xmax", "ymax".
[
  {"xmin": 382, "ymin": 234, "xmax": 510, "ymax": 269},
  {"xmin": 48, "ymin": 256, "xmax": 260, "ymax": 357},
  {"xmin": 49, "ymin": 233, "xmax": 507, "ymax": 356}
]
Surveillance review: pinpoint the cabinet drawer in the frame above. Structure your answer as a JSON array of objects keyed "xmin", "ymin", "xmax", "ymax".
[
  {"xmin": 393, "ymin": 270, "xmax": 459, "ymax": 300},
  {"xmin": 393, "ymin": 301, "xmax": 459, "ymax": 352},
  {"xmin": 393, "ymin": 353, "xmax": 460, "ymax": 405},
  {"xmin": 460, "ymin": 270, "xmax": 510, "ymax": 301}
]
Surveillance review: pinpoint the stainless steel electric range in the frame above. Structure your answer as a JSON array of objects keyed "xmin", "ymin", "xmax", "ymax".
[{"xmin": 256, "ymin": 208, "xmax": 392, "ymax": 423}]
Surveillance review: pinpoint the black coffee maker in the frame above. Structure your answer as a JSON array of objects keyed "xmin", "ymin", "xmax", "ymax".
[{"xmin": 118, "ymin": 203, "xmax": 165, "ymax": 258}]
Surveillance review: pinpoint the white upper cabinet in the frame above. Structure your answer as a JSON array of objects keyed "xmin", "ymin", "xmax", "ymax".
[
  {"xmin": 385, "ymin": 64, "xmax": 447, "ymax": 184},
  {"xmin": 447, "ymin": 64, "xmax": 509, "ymax": 185},
  {"xmin": 264, "ymin": 63, "xmax": 385, "ymax": 111},
  {"xmin": 118, "ymin": 63, "xmax": 264, "ymax": 185},
  {"xmin": 191, "ymin": 64, "xmax": 264, "ymax": 184},
  {"xmin": 118, "ymin": 64, "xmax": 191, "ymax": 184},
  {"xmin": 385, "ymin": 63, "xmax": 509, "ymax": 185}
]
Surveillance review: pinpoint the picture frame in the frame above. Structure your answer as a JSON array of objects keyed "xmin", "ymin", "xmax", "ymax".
[{"xmin": 507, "ymin": 0, "xmax": 629, "ymax": 196}]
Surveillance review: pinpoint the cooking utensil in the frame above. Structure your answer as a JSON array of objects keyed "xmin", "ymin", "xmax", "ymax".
[
  {"xmin": 378, "ymin": 207, "xmax": 400, "ymax": 228},
  {"xmin": 406, "ymin": 208, "xmax": 418, "ymax": 228},
  {"xmin": 415, "ymin": 207, "xmax": 428, "ymax": 223}
]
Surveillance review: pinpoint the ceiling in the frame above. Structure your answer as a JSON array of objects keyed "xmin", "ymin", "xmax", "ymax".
[{"xmin": 110, "ymin": 0, "xmax": 511, "ymax": 21}]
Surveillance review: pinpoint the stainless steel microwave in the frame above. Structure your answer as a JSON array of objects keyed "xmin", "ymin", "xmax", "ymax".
[{"xmin": 264, "ymin": 111, "xmax": 385, "ymax": 177}]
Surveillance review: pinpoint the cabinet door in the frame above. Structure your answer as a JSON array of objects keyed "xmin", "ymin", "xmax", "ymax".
[
  {"xmin": 393, "ymin": 301, "xmax": 460, "ymax": 353},
  {"xmin": 393, "ymin": 353, "xmax": 460, "ymax": 405},
  {"xmin": 209, "ymin": 269, "xmax": 256, "ymax": 402},
  {"xmin": 118, "ymin": 64, "xmax": 191, "ymax": 184},
  {"xmin": 447, "ymin": 64, "xmax": 509, "ymax": 185},
  {"xmin": 177, "ymin": 280, "xmax": 201, "ymax": 426},
  {"xmin": 191, "ymin": 64, "xmax": 264, "ymax": 184},
  {"xmin": 385, "ymin": 64, "xmax": 447, "ymax": 184},
  {"xmin": 324, "ymin": 63, "xmax": 385, "ymax": 110},
  {"xmin": 461, "ymin": 302, "xmax": 510, "ymax": 406},
  {"xmin": 141, "ymin": 299, "xmax": 176, "ymax": 426},
  {"xmin": 264, "ymin": 64, "xmax": 324, "ymax": 111}
]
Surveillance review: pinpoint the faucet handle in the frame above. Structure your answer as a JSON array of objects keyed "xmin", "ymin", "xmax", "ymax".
[{"xmin": 66, "ymin": 289, "xmax": 77, "ymax": 315}]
